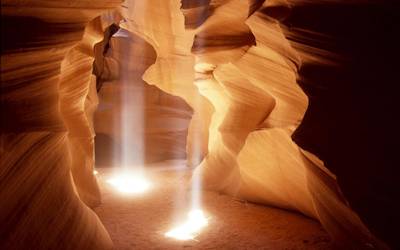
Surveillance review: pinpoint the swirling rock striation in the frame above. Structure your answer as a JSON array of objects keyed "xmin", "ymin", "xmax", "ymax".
[
  {"xmin": 1, "ymin": 1, "xmax": 121, "ymax": 249},
  {"xmin": 179, "ymin": 0, "xmax": 391, "ymax": 249},
  {"xmin": 1, "ymin": 0, "xmax": 398, "ymax": 249},
  {"xmin": 93, "ymin": 27, "xmax": 193, "ymax": 166},
  {"xmin": 279, "ymin": 1, "xmax": 400, "ymax": 249}
]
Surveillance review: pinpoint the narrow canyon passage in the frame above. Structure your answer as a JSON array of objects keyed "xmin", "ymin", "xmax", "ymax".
[
  {"xmin": 92, "ymin": 19, "xmax": 333, "ymax": 249},
  {"xmin": 95, "ymin": 161, "xmax": 334, "ymax": 250},
  {"xmin": 2, "ymin": 1, "xmax": 399, "ymax": 249}
]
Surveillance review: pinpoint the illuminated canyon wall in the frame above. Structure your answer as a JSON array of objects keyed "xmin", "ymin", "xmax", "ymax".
[
  {"xmin": 119, "ymin": 0, "xmax": 391, "ymax": 249},
  {"xmin": 93, "ymin": 28, "xmax": 193, "ymax": 166},
  {"xmin": 0, "ymin": 1, "xmax": 121, "ymax": 249},
  {"xmin": 1, "ymin": 0, "xmax": 398, "ymax": 249}
]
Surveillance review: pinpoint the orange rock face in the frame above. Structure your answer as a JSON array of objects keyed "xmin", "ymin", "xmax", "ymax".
[
  {"xmin": 93, "ymin": 28, "xmax": 193, "ymax": 166},
  {"xmin": 1, "ymin": 0, "xmax": 398, "ymax": 249},
  {"xmin": 120, "ymin": 1, "xmax": 391, "ymax": 249},
  {"xmin": 0, "ymin": 1, "xmax": 121, "ymax": 249}
]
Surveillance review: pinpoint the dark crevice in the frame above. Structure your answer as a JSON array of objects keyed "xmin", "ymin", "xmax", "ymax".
[{"xmin": 92, "ymin": 23, "xmax": 120, "ymax": 92}]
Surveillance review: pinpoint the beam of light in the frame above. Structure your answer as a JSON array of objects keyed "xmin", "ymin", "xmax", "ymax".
[
  {"xmin": 191, "ymin": 60, "xmax": 207, "ymax": 215},
  {"xmin": 165, "ymin": 209, "xmax": 209, "ymax": 240},
  {"xmin": 119, "ymin": 31, "xmax": 144, "ymax": 171},
  {"xmin": 106, "ymin": 171, "xmax": 151, "ymax": 194},
  {"xmin": 111, "ymin": 28, "xmax": 145, "ymax": 179}
]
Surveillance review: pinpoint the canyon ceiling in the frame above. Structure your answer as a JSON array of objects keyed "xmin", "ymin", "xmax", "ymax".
[{"xmin": 1, "ymin": 0, "xmax": 399, "ymax": 250}]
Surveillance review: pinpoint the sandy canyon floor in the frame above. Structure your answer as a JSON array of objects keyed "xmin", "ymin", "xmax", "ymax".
[{"xmin": 94, "ymin": 160, "xmax": 336, "ymax": 250}]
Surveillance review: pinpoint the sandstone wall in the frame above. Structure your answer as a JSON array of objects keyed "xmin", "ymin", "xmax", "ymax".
[
  {"xmin": 120, "ymin": 0, "xmax": 390, "ymax": 249},
  {"xmin": 93, "ymin": 28, "xmax": 193, "ymax": 166},
  {"xmin": 1, "ymin": 1, "xmax": 397, "ymax": 249},
  {"xmin": 0, "ymin": 2, "xmax": 121, "ymax": 249}
]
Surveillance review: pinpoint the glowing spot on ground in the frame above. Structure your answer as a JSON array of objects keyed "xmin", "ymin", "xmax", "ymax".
[
  {"xmin": 106, "ymin": 172, "xmax": 151, "ymax": 194},
  {"xmin": 165, "ymin": 209, "xmax": 209, "ymax": 240}
]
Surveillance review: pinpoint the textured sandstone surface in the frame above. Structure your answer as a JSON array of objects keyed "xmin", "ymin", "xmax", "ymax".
[
  {"xmin": 119, "ymin": 0, "xmax": 387, "ymax": 249},
  {"xmin": 1, "ymin": 0, "xmax": 397, "ymax": 249},
  {"xmin": 93, "ymin": 28, "xmax": 193, "ymax": 166},
  {"xmin": 1, "ymin": 1, "xmax": 121, "ymax": 249}
]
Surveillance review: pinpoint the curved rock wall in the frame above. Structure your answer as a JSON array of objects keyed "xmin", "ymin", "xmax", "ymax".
[
  {"xmin": 60, "ymin": 17, "xmax": 105, "ymax": 208},
  {"xmin": 0, "ymin": 1, "xmax": 121, "ymax": 249},
  {"xmin": 1, "ymin": 0, "xmax": 397, "ymax": 249},
  {"xmin": 120, "ymin": 0, "xmax": 214, "ymax": 167},
  {"xmin": 189, "ymin": 1, "xmax": 384, "ymax": 248},
  {"xmin": 120, "ymin": 0, "xmax": 390, "ymax": 249},
  {"xmin": 93, "ymin": 28, "xmax": 193, "ymax": 166},
  {"xmin": 281, "ymin": 1, "xmax": 400, "ymax": 248}
]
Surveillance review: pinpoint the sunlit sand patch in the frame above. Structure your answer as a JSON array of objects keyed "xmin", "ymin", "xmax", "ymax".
[
  {"xmin": 106, "ymin": 171, "xmax": 151, "ymax": 194},
  {"xmin": 165, "ymin": 209, "xmax": 209, "ymax": 240}
]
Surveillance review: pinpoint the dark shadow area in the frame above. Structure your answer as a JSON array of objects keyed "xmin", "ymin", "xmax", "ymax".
[
  {"xmin": 262, "ymin": 2, "xmax": 400, "ymax": 248},
  {"xmin": 0, "ymin": 16, "xmax": 84, "ymax": 133}
]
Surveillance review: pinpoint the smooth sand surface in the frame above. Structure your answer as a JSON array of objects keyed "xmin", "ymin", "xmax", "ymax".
[{"xmin": 95, "ymin": 160, "xmax": 336, "ymax": 250}]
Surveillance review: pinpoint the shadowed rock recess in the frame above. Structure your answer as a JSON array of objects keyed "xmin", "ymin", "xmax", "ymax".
[{"xmin": 1, "ymin": 0, "xmax": 399, "ymax": 249}]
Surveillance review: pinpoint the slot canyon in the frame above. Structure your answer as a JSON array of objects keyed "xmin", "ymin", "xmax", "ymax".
[{"xmin": 1, "ymin": 1, "xmax": 399, "ymax": 249}]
